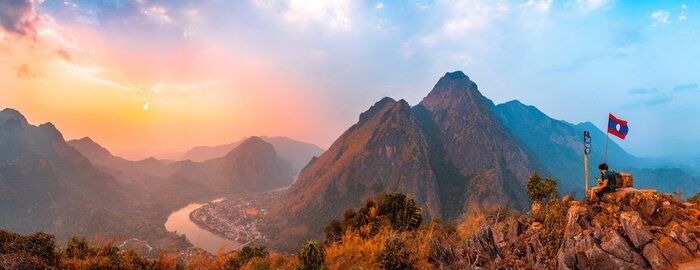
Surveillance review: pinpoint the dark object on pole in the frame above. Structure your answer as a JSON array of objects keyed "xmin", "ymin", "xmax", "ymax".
[{"xmin": 583, "ymin": 131, "xmax": 591, "ymax": 195}]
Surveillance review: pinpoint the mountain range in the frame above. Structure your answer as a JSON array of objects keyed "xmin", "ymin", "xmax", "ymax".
[
  {"xmin": 262, "ymin": 71, "xmax": 700, "ymax": 250},
  {"xmin": 1, "ymin": 108, "xmax": 298, "ymax": 247},
  {"xmin": 1, "ymin": 71, "xmax": 698, "ymax": 254},
  {"xmin": 181, "ymin": 136, "xmax": 324, "ymax": 174},
  {"xmin": 0, "ymin": 108, "xmax": 134, "ymax": 240}
]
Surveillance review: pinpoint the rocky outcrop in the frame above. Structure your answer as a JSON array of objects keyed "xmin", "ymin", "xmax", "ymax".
[
  {"xmin": 556, "ymin": 189, "xmax": 700, "ymax": 270},
  {"xmin": 453, "ymin": 188, "xmax": 699, "ymax": 269}
]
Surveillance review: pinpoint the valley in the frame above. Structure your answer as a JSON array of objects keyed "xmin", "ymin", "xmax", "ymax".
[{"xmin": 188, "ymin": 189, "xmax": 284, "ymax": 249}]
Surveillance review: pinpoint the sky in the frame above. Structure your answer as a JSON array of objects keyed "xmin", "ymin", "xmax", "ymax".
[{"xmin": 0, "ymin": 0, "xmax": 699, "ymax": 159}]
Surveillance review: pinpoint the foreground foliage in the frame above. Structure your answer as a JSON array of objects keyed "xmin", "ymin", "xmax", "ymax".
[{"xmin": 10, "ymin": 176, "xmax": 694, "ymax": 269}]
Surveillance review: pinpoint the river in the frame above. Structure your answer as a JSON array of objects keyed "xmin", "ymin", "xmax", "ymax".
[{"xmin": 164, "ymin": 199, "xmax": 241, "ymax": 254}]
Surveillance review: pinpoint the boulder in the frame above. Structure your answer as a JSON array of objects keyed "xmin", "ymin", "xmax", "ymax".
[
  {"xmin": 642, "ymin": 242, "xmax": 672, "ymax": 270},
  {"xmin": 506, "ymin": 220, "xmax": 523, "ymax": 242},
  {"xmin": 620, "ymin": 211, "xmax": 654, "ymax": 249},
  {"xmin": 467, "ymin": 228, "xmax": 500, "ymax": 261},
  {"xmin": 639, "ymin": 196, "xmax": 659, "ymax": 222},
  {"xmin": 563, "ymin": 205, "xmax": 589, "ymax": 237},
  {"xmin": 665, "ymin": 222, "xmax": 692, "ymax": 243},
  {"xmin": 599, "ymin": 230, "xmax": 648, "ymax": 267},
  {"xmin": 556, "ymin": 234, "xmax": 642, "ymax": 270},
  {"xmin": 656, "ymin": 236, "xmax": 694, "ymax": 265},
  {"xmin": 649, "ymin": 202, "xmax": 674, "ymax": 227}
]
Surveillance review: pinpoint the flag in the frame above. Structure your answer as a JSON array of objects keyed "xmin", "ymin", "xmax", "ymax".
[{"xmin": 608, "ymin": 113, "xmax": 629, "ymax": 139}]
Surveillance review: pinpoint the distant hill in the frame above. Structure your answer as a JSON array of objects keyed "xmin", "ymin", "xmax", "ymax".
[
  {"xmin": 493, "ymin": 100, "xmax": 699, "ymax": 196},
  {"xmin": 70, "ymin": 136, "xmax": 294, "ymax": 195},
  {"xmin": 176, "ymin": 137, "xmax": 296, "ymax": 193},
  {"xmin": 0, "ymin": 108, "xmax": 133, "ymax": 240},
  {"xmin": 181, "ymin": 136, "xmax": 324, "ymax": 174}
]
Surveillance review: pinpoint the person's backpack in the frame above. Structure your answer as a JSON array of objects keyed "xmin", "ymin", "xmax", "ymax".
[{"xmin": 612, "ymin": 171, "xmax": 634, "ymax": 188}]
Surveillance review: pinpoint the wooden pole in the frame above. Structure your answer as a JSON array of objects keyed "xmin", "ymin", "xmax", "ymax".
[
  {"xmin": 584, "ymin": 151, "xmax": 589, "ymax": 195},
  {"xmin": 604, "ymin": 130, "xmax": 609, "ymax": 164},
  {"xmin": 583, "ymin": 131, "xmax": 591, "ymax": 197}
]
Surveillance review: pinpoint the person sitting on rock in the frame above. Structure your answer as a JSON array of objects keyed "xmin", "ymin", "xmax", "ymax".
[{"xmin": 590, "ymin": 163, "xmax": 616, "ymax": 201}]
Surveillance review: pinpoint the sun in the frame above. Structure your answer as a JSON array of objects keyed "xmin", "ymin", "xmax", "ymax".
[{"xmin": 142, "ymin": 102, "xmax": 150, "ymax": 111}]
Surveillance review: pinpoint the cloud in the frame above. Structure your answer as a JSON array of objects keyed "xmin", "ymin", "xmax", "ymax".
[
  {"xmin": 54, "ymin": 49, "xmax": 71, "ymax": 61},
  {"xmin": 628, "ymin": 87, "xmax": 658, "ymax": 95},
  {"xmin": 522, "ymin": 0, "xmax": 553, "ymax": 13},
  {"xmin": 626, "ymin": 94, "xmax": 672, "ymax": 109},
  {"xmin": 252, "ymin": 0, "xmax": 354, "ymax": 30},
  {"xmin": 0, "ymin": 0, "xmax": 40, "ymax": 38},
  {"xmin": 576, "ymin": 0, "xmax": 607, "ymax": 13},
  {"xmin": 16, "ymin": 64, "xmax": 38, "ymax": 78},
  {"xmin": 375, "ymin": 2, "xmax": 383, "ymax": 9},
  {"xmin": 651, "ymin": 10, "xmax": 670, "ymax": 25},
  {"xmin": 547, "ymin": 52, "xmax": 605, "ymax": 73},
  {"xmin": 672, "ymin": 83, "xmax": 699, "ymax": 92},
  {"xmin": 442, "ymin": 0, "xmax": 510, "ymax": 33},
  {"xmin": 682, "ymin": 4, "xmax": 688, "ymax": 9}
]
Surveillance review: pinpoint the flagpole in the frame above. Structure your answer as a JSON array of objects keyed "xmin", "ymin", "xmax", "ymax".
[{"xmin": 604, "ymin": 129, "xmax": 609, "ymax": 164}]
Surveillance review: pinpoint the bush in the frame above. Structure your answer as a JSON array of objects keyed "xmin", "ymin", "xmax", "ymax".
[
  {"xmin": 0, "ymin": 230, "xmax": 60, "ymax": 267},
  {"xmin": 540, "ymin": 199, "xmax": 566, "ymax": 255},
  {"xmin": 227, "ymin": 246, "xmax": 269, "ymax": 269},
  {"xmin": 297, "ymin": 241, "xmax": 326, "ymax": 270},
  {"xmin": 65, "ymin": 236, "xmax": 92, "ymax": 260},
  {"xmin": 376, "ymin": 237, "xmax": 413, "ymax": 270},
  {"xmin": 526, "ymin": 172, "xmax": 558, "ymax": 203},
  {"xmin": 324, "ymin": 220, "xmax": 343, "ymax": 243},
  {"xmin": 688, "ymin": 192, "xmax": 700, "ymax": 204},
  {"xmin": 325, "ymin": 193, "xmax": 422, "ymax": 242}
]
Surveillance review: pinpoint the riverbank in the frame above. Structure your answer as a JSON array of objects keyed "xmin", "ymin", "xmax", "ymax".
[{"xmin": 188, "ymin": 190, "xmax": 284, "ymax": 247}]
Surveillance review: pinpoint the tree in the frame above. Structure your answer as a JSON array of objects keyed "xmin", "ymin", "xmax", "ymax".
[
  {"xmin": 297, "ymin": 241, "xmax": 326, "ymax": 270},
  {"xmin": 376, "ymin": 237, "xmax": 413, "ymax": 270},
  {"xmin": 65, "ymin": 236, "xmax": 91, "ymax": 260},
  {"xmin": 324, "ymin": 220, "xmax": 343, "ymax": 243},
  {"xmin": 378, "ymin": 193, "xmax": 422, "ymax": 231},
  {"xmin": 227, "ymin": 246, "xmax": 269, "ymax": 268},
  {"xmin": 526, "ymin": 172, "xmax": 558, "ymax": 203}
]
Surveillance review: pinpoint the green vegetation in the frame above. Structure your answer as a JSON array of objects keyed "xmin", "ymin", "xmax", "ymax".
[
  {"xmin": 526, "ymin": 171, "xmax": 566, "ymax": 256},
  {"xmin": 226, "ymin": 246, "xmax": 269, "ymax": 269},
  {"xmin": 540, "ymin": 198, "xmax": 566, "ymax": 255},
  {"xmin": 297, "ymin": 241, "xmax": 326, "ymax": 270},
  {"xmin": 526, "ymin": 171, "xmax": 558, "ymax": 203},
  {"xmin": 1, "ymin": 186, "xmax": 571, "ymax": 269},
  {"xmin": 324, "ymin": 193, "xmax": 422, "ymax": 242},
  {"xmin": 376, "ymin": 237, "xmax": 412, "ymax": 270}
]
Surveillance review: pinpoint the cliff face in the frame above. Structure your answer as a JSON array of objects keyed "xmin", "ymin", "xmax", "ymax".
[
  {"xmin": 265, "ymin": 98, "xmax": 441, "ymax": 249},
  {"xmin": 264, "ymin": 72, "xmax": 536, "ymax": 249},
  {"xmin": 416, "ymin": 72, "xmax": 532, "ymax": 216}
]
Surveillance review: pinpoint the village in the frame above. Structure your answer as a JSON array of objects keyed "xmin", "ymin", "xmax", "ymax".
[{"xmin": 188, "ymin": 190, "xmax": 283, "ymax": 246}]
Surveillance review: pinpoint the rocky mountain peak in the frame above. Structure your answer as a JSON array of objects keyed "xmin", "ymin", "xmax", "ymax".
[
  {"xmin": 0, "ymin": 108, "xmax": 28, "ymax": 126},
  {"xmin": 358, "ymin": 97, "xmax": 397, "ymax": 125},
  {"xmin": 226, "ymin": 136, "xmax": 276, "ymax": 157}
]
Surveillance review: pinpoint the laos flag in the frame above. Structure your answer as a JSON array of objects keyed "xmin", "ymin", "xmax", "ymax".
[{"xmin": 608, "ymin": 113, "xmax": 629, "ymax": 139}]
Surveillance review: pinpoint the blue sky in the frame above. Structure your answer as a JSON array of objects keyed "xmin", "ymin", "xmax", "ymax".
[{"xmin": 2, "ymin": 0, "xmax": 699, "ymax": 158}]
